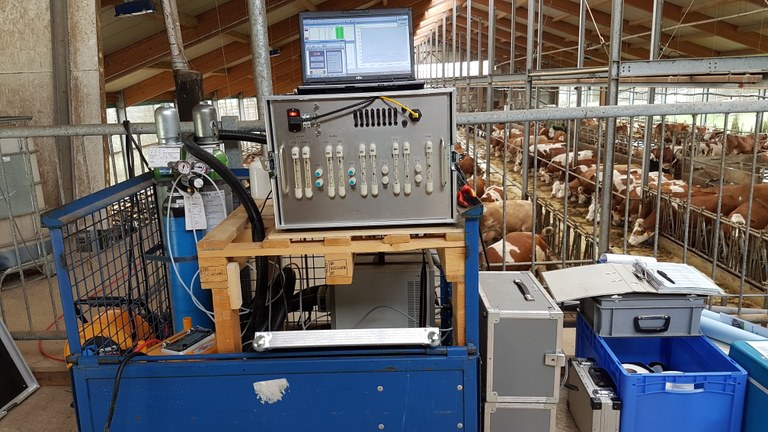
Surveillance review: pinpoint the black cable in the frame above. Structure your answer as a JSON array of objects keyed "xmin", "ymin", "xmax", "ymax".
[
  {"xmin": 218, "ymin": 130, "xmax": 268, "ymax": 144},
  {"xmin": 103, "ymin": 351, "xmax": 144, "ymax": 432},
  {"xmin": 312, "ymin": 97, "xmax": 377, "ymax": 121},
  {"xmin": 259, "ymin": 190, "xmax": 272, "ymax": 214},
  {"xmin": 182, "ymin": 134, "xmax": 271, "ymax": 340},
  {"xmin": 122, "ymin": 120, "xmax": 150, "ymax": 172}
]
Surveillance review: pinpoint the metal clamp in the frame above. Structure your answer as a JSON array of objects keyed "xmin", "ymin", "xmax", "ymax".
[{"xmin": 544, "ymin": 352, "xmax": 567, "ymax": 367}]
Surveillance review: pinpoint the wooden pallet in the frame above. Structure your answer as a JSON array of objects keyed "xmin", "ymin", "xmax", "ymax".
[{"xmin": 197, "ymin": 206, "xmax": 468, "ymax": 353}]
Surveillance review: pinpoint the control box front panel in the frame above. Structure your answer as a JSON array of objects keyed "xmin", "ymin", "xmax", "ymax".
[{"xmin": 266, "ymin": 89, "xmax": 456, "ymax": 230}]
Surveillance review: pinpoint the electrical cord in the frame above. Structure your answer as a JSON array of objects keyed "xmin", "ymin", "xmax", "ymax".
[
  {"xmin": 103, "ymin": 351, "xmax": 144, "ymax": 432},
  {"xmin": 311, "ymin": 97, "xmax": 377, "ymax": 121},
  {"xmin": 379, "ymin": 96, "xmax": 420, "ymax": 119},
  {"xmin": 122, "ymin": 120, "xmax": 150, "ymax": 172},
  {"xmin": 353, "ymin": 305, "xmax": 418, "ymax": 329}
]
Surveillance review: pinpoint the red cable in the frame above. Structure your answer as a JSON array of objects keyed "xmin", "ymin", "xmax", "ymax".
[
  {"xmin": 133, "ymin": 338, "xmax": 161, "ymax": 353},
  {"xmin": 38, "ymin": 314, "xmax": 66, "ymax": 362}
]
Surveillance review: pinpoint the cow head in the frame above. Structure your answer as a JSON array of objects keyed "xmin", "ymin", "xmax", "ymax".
[
  {"xmin": 576, "ymin": 186, "xmax": 589, "ymax": 205},
  {"xmin": 628, "ymin": 219, "xmax": 652, "ymax": 245},
  {"xmin": 551, "ymin": 181, "xmax": 564, "ymax": 198}
]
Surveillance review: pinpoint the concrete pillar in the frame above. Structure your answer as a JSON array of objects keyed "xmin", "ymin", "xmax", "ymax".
[{"xmin": 0, "ymin": 0, "xmax": 105, "ymax": 207}]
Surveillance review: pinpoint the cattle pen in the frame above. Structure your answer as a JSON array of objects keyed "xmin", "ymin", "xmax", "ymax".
[{"xmin": 452, "ymin": 98, "xmax": 768, "ymax": 312}]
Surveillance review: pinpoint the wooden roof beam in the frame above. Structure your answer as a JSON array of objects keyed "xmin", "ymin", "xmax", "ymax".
[
  {"xmin": 545, "ymin": 0, "xmax": 719, "ymax": 59},
  {"xmin": 624, "ymin": 0, "xmax": 767, "ymax": 53}
]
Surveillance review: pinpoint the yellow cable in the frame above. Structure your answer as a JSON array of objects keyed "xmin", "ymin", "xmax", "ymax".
[{"xmin": 379, "ymin": 96, "xmax": 420, "ymax": 119}]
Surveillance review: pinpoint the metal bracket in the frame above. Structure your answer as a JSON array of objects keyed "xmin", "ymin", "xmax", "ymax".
[{"xmin": 544, "ymin": 352, "xmax": 566, "ymax": 367}]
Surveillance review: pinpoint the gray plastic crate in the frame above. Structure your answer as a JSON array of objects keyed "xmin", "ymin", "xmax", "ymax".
[{"xmin": 580, "ymin": 294, "xmax": 704, "ymax": 337}]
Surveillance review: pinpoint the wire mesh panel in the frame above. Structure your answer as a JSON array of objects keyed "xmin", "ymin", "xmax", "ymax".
[{"xmin": 42, "ymin": 173, "xmax": 172, "ymax": 358}]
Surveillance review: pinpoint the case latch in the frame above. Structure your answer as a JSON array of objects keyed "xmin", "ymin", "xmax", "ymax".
[{"xmin": 544, "ymin": 352, "xmax": 566, "ymax": 367}]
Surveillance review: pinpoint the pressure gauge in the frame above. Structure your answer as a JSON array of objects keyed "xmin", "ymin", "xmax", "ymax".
[
  {"xmin": 176, "ymin": 160, "xmax": 192, "ymax": 175},
  {"xmin": 192, "ymin": 161, "xmax": 207, "ymax": 174}
]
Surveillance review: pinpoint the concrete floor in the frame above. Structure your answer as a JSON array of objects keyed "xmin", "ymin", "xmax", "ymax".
[{"xmin": 5, "ymin": 329, "xmax": 584, "ymax": 431}]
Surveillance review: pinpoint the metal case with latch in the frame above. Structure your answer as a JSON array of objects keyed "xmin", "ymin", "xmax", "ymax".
[
  {"xmin": 479, "ymin": 271, "xmax": 566, "ymax": 403},
  {"xmin": 566, "ymin": 357, "xmax": 621, "ymax": 432}
]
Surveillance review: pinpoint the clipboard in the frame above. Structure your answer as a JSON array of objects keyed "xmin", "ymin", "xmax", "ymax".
[{"xmin": 542, "ymin": 262, "xmax": 723, "ymax": 303}]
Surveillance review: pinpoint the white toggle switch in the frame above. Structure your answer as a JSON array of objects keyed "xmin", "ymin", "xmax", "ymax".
[
  {"xmin": 381, "ymin": 176, "xmax": 390, "ymax": 185},
  {"xmin": 325, "ymin": 145, "xmax": 335, "ymax": 198},
  {"xmin": 336, "ymin": 145, "xmax": 346, "ymax": 198},
  {"xmin": 403, "ymin": 142, "xmax": 411, "ymax": 196},
  {"xmin": 381, "ymin": 165, "xmax": 390, "ymax": 175},
  {"xmin": 425, "ymin": 140, "xmax": 434, "ymax": 194},
  {"xmin": 291, "ymin": 146, "xmax": 302, "ymax": 200},
  {"xmin": 414, "ymin": 163, "xmax": 423, "ymax": 173},
  {"xmin": 369, "ymin": 144, "xmax": 379, "ymax": 197},
  {"xmin": 391, "ymin": 143, "xmax": 400, "ymax": 196},
  {"xmin": 414, "ymin": 174, "xmax": 423, "ymax": 184},
  {"xmin": 302, "ymin": 146, "xmax": 312, "ymax": 199},
  {"xmin": 358, "ymin": 143, "xmax": 367, "ymax": 197}
]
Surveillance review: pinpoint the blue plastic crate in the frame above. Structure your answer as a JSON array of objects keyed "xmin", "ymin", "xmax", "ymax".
[
  {"xmin": 729, "ymin": 340, "xmax": 768, "ymax": 432},
  {"xmin": 576, "ymin": 314, "xmax": 747, "ymax": 432}
]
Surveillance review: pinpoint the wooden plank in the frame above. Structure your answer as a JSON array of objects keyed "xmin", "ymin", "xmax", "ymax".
[
  {"xmin": 438, "ymin": 248, "xmax": 466, "ymax": 283},
  {"xmin": 226, "ymin": 262, "xmax": 242, "ymax": 310},
  {"xmin": 453, "ymin": 281, "xmax": 466, "ymax": 346},
  {"xmin": 199, "ymin": 258, "xmax": 230, "ymax": 287},
  {"xmin": 197, "ymin": 206, "xmax": 248, "ymax": 251},
  {"xmin": 266, "ymin": 224, "xmax": 462, "ymax": 240},
  {"xmin": 325, "ymin": 253, "xmax": 354, "ymax": 285},
  {"xmin": 445, "ymin": 231, "xmax": 465, "ymax": 242},
  {"xmin": 212, "ymin": 289, "xmax": 241, "ymax": 353},
  {"xmin": 383, "ymin": 234, "xmax": 412, "ymax": 245},
  {"xmin": 198, "ymin": 237, "xmax": 466, "ymax": 258},
  {"xmin": 262, "ymin": 238, "xmax": 292, "ymax": 249},
  {"xmin": 324, "ymin": 236, "xmax": 352, "ymax": 246}
]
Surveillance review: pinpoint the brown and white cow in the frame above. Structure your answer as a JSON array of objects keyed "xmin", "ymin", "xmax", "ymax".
[
  {"xmin": 539, "ymin": 150, "xmax": 595, "ymax": 184},
  {"xmin": 628, "ymin": 194, "xmax": 742, "ymax": 246},
  {"xmin": 480, "ymin": 200, "xmax": 534, "ymax": 243},
  {"xmin": 484, "ymin": 228, "xmax": 554, "ymax": 273},
  {"xmin": 723, "ymin": 199, "xmax": 768, "ymax": 238},
  {"xmin": 480, "ymin": 185, "xmax": 505, "ymax": 203},
  {"xmin": 458, "ymin": 154, "xmax": 484, "ymax": 177}
]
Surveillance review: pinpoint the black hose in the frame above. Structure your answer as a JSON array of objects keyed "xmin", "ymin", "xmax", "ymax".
[
  {"xmin": 181, "ymin": 134, "xmax": 271, "ymax": 340},
  {"xmin": 219, "ymin": 130, "xmax": 268, "ymax": 144},
  {"xmin": 103, "ymin": 351, "xmax": 144, "ymax": 432},
  {"xmin": 268, "ymin": 266, "xmax": 296, "ymax": 330}
]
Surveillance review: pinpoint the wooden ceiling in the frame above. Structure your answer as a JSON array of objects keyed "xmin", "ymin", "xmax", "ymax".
[{"xmin": 100, "ymin": 0, "xmax": 768, "ymax": 107}]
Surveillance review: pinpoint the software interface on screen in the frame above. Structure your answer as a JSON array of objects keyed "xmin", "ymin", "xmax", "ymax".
[{"xmin": 302, "ymin": 13, "xmax": 412, "ymax": 82}]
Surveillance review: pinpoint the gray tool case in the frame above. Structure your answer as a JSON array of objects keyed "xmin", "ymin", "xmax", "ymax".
[
  {"xmin": 483, "ymin": 402, "xmax": 556, "ymax": 432},
  {"xmin": 566, "ymin": 357, "xmax": 621, "ymax": 432},
  {"xmin": 479, "ymin": 271, "xmax": 565, "ymax": 403},
  {"xmin": 580, "ymin": 293, "xmax": 705, "ymax": 337}
]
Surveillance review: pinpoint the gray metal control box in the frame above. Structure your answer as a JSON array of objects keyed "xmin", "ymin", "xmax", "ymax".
[
  {"xmin": 480, "ymin": 271, "xmax": 565, "ymax": 404},
  {"xmin": 266, "ymin": 89, "xmax": 457, "ymax": 230}
]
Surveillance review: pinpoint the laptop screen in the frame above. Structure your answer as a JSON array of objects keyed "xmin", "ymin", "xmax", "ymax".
[{"xmin": 299, "ymin": 8, "xmax": 415, "ymax": 86}]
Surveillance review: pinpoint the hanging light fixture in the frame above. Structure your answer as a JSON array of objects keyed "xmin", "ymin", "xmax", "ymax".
[{"xmin": 114, "ymin": 0, "xmax": 156, "ymax": 17}]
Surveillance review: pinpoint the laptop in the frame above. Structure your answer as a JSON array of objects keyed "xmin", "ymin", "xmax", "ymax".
[{"xmin": 295, "ymin": 8, "xmax": 425, "ymax": 95}]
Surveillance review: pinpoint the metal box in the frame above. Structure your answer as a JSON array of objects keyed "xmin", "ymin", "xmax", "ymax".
[
  {"xmin": 265, "ymin": 88, "xmax": 457, "ymax": 229},
  {"xmin": 580, "ymin": 294, "xmax": 704, "ymax": 337},
  {"xmin": 479, "ymin": 271, "xmax": 565, "ymax": 403},
  {"xmin": 483, "ymin": 402, "xmax": 556, "ymax": 432},
  {"xmin": 328, "ymin": 253, "xmax": 435, "ymax": 329},
  {"xmin": 0, "ymin": 319, "xmax": 39, "ymax": 419},
  {"xmin": 566, "ymin": 358, "xmax": 621, "ymax": 432}
]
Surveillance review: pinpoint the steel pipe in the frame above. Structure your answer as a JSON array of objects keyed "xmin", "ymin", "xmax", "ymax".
[
  {"xmin": 247, "ymin": 0, "xmax": 274, "ymax": 121},
  {"xmin": 0, "ymin": 121, "xmax": 265, "ymax": 139},
  {"xmin": 456, "ymin": 99, "xmax": 768, "ymax": 125}
]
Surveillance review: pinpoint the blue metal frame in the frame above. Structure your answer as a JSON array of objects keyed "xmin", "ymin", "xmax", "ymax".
[{"xmin": 43, "ymin": 172, "xmax": 483, "ymax": 432}]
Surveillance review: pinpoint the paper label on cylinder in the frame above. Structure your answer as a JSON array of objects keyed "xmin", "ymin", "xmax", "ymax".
[
  {"xmin": 147, "ymin": 145, "xmax": 182, "ymax": 168},
  {"xmin": 183, "ymin": 192, "xmax": 207, "ymax": 231},
  {"xmin": 200, "ymin": 190, "xmax": 227, "ymax": 229}
]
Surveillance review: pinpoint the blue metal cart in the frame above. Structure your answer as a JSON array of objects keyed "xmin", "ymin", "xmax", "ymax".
[{"xmin": 42, "ymin": 172, "xmax": 481, "ymax": 431}]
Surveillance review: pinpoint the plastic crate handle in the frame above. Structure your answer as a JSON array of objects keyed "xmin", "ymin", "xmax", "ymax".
[
  {"xmin": 665, "ymin": 382, "xmax": 705, "ymax": 393},
  {"xmin": 633, "ymin": 314, "xmax": 671, "ymax": 333}
]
